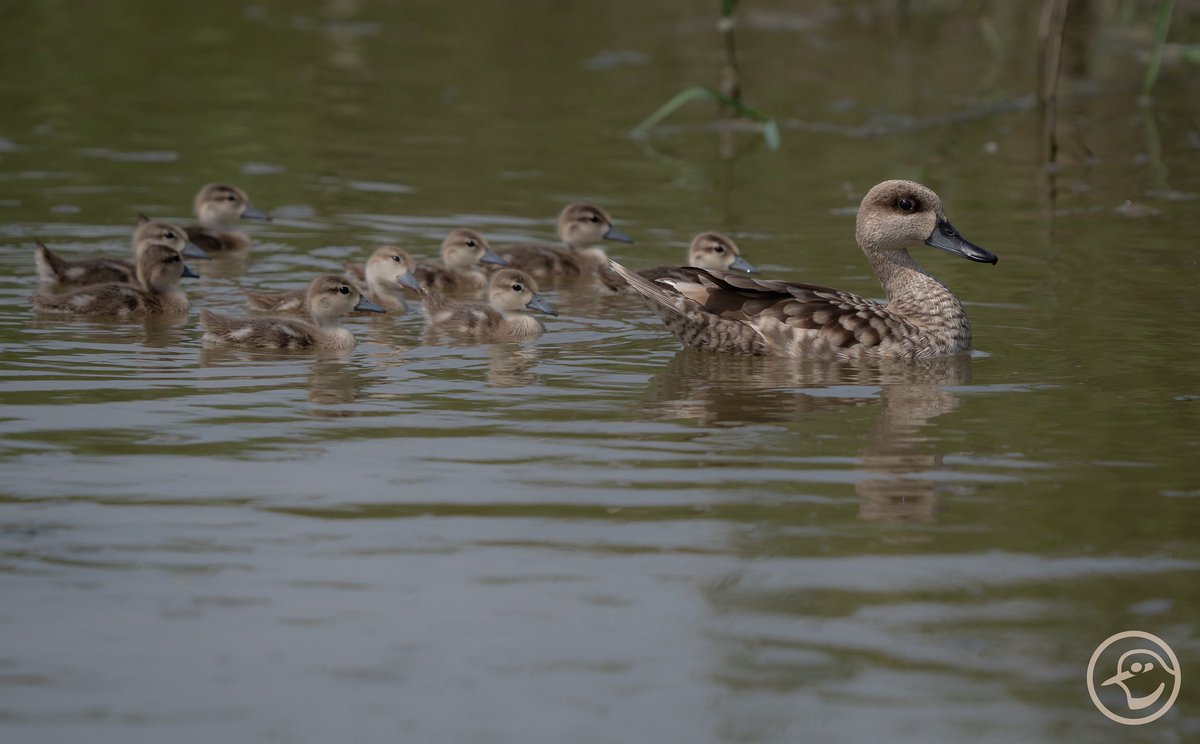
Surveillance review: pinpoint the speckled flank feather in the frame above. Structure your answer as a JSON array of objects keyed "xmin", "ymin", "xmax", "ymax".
[
  {"xmin": 204, "ymin": 275, "xmax": 367, "ymax": 350},
  {"xmin": 32, "ymin": 244, "xmax": 191, "ymax": 317},
  {"xmin": 495, "ymin": 203, "xmax": 631, "ymax": 282},
  {"xmin": 422, "ymin": 268, "xmax": 550, "ymax": 341},
  {"xmin": 611, "ymin": 180, "xmax": 994, "ymax": 361}
]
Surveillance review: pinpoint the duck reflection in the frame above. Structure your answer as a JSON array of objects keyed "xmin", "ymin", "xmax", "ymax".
[
  {"xmin": 640, "ymin": 349, "xmax": 971, "ymax": 522},
  {"xmin": 487, "ymin": 343, "xmax": 540, "ymax": 387},
  {"xmin": 197, "ymin": 345, "xmax": 375, "ymax": 411}
]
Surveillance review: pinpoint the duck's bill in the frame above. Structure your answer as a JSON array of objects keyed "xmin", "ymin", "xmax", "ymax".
[
  {"xmin": 241, "ymin": 204, "xmax": 271, "ymax": 221},
  {"xmin": 181, "ymin": 265, "xmax": 200, "ymax": 279},
  {"xmin": 396, "ymin": 272, "xmax": 422, "ymax": 291},
  {"xmin": 1102, "ymin": 670, "xmax": 1133, "ymax": 687},
  {"xmin": 480, "ymin": 249, "xmax": 508, "ymax": 266},
  {"xmin": 603, "ymin": 225, "xmax": 634, "ymax": 244},
  {"xmin": 525, "ymin": 293, "xmax": 557, "ymax": 316},
  {"xmin": 925, "ymin": 219, "xmax": 997, "ymax": 264},
  {"xmin": 729, "ymin": 255, "xmax": 756, "ymax": 273},
  {"xmin": 354, "ymin": 296, "xmax": 386, "ymax": 313},
  {"xmin": 182, "ymin": 241, "xmax": 211, "ymax": 260}
]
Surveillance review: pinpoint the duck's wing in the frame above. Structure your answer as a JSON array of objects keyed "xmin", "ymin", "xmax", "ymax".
[
  {"xmin": 32, "ymin": 283, "xmax": 155, "ymax": 316},
  {"xmin": 427, "ymin": 300, "xmax": 504, "ymax": 337},
  {"xmin": 413, "ymin": 263, "xmax": 459, "ymax": 294},
  {"xmin": 243, "ymin": 287, "xmax": 308, "ymax": 314},
  {"xmin": 200, "ymin": 309, "xmax": 316, "ymax": 349},
  {"xmin": 495, "ymin": 243, "xmax": 583, "ymax": 278},
  {"xmin": 612, "ymin": 262, "xmax": 915, "ymax": 357},
  {"xmin": 34, "ymin": 241, "xmax": 134, "ymax": 287}
]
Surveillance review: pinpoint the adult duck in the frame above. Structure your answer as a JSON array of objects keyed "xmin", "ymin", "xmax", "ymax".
[{"xmin": 609, "ymin": 180, "xmax": 996, "ymax": 360}]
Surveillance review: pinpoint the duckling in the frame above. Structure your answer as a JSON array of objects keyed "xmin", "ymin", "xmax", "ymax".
[
  {"xmin": 423, "ymin": 268, "xmax": 557, "ymax": 341},
  {"xmin": 635, "ymin": 232, "xmax": 755, "ymax": 284},
  {"xmin": 32, "ymin": 244, "xmax": 198, "ymax": 317},
  {"xmin": 610, "ymin": 180, "xmax": 997, "ymax": 361},
  {"xmin": 33, "ymin": 214, "xmax": 208, "ymax": 288},
  {"xmin": 247, "ymin": 246, "xmax": 420, "ymax": 315},
  {"xmin": 184, "ymin": 183, "xmax": 270, "ymax": 253},
  {"xmin": 495, "ymin": 203, "xmax": 633, "ymax": 282},
  {"xmin": 392, "ymin": 229, "xmax": 507, "ymax": 294},
  {"xmin": 201, "ymin": 275, "xmax": 384, "ymax": 350}
]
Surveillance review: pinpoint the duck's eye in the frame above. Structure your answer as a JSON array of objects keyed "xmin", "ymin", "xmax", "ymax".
[
  {"xmin": 713, "ymin": 245, "xmax": 725, "ymax": 253},
  {"xmin": 511, "ymin": 284, "xmax": 522, "ymax": 292},
  {"xmin": 339, "ymin": 286, "xmax": 350, "ymax": 295},
  {"xmin": 167, "ymin": 254, "xmax": 180, "ymax": 263},
  {"xmin": 391, "ymin": 255, "xmax": 401, "ymax": 262},
  {"xmin": 225, "ymin": 195, "xmax": 238, "ymax": 202},
  {"xmin": 165, "ymin": 231, "xmax": 176, "ymax": 239},
  {"xmin": 465, "ymin": 240, "xmax": 477, "ymax": 248},
  {"xmin": 897, "ymin": 198, "xmax": 915, "ymax": 212},
  {"xmin": 588, "ymin": 215, "xmax": 600, "ymax": 223}
]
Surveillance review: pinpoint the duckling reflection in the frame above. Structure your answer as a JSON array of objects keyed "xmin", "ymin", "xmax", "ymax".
[
  {"xmin": 487, "ymin": 344, "xmax": 540, "ymax": 387},
  {"xmin": 639, "ymin": 350, "xmax": 971, "ymax": 522},
  {"xmin": 306, "ymin": 356, "xmax": 375, "ymax": 409}
]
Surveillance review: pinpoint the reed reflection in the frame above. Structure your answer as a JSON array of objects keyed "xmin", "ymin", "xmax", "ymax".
[{"xmin": 640, "ymin": 349, "xmax": 972, "ymax": 522}]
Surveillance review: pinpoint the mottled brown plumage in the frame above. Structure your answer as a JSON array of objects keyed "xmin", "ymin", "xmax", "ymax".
[
  {"xmin": 203, "ymin": 275, "xmax": 384, "ymax": 351},
  {"xmin": 250, "ymin": 246, "xmax": 418, "ymax": 316},
  {"xmin": 495, "ymin": 203, "xmax": 633, "ymax": 282},
  {"xmin": 184, "ymin": 183, "xmax": 269, "ymax": 253},
  {"xmin": 612, "ymin": 180, "xmax": 997, "ymax": 361},
  {"xmin": 33, "ymin": 215, "xmax": 206, "ymax": 288},
  {"xmin": 635, "ymin": 232, "xmax": 755, "ymax": 285},
  {"xmin": 32, "ymin": 244, "xmax": 196, "ymax": 317},
  {"xmin": 401, "ymin": 229, "xmax": 505, "ymax": 294},
  {"xmin": 423, "ymin": 268, "xmax": 557, "ymax": 341}
]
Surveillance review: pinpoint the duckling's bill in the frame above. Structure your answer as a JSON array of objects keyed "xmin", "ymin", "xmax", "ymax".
[
  {"xmin": 925, "ymin": 219, "xmax": 997, "ymax": 264},
  {"xmin": 729, "ymin": 255, "xmax": 755, "ymax": 273},
  {"xmin": 480, "ymin": 249, "xmax": 508, "ymax": 266},
  {"xmin": 526, "ymin": 293, "xmax": 557, "ymax": 316},
  {"xmin": 181, "ymin": 264, "xmax": 201, "ymax": 278},
  {"xmin": 241, "ymin": 204, "xmax": 271, "ymax": 221},
  {"xmin": 182, "ymin": 242, "xmax": 211, "ymax": 260},
  {"xmin": 354, "ymin": 295, "xmax": 386, "ymax": 313},
  {"xmin": 603, "ymin": 225, "xmax": 634, "ymax": 244},
  {"xmin": 397, "ymin": 272, "xmax": 421, "ymax": 291}
]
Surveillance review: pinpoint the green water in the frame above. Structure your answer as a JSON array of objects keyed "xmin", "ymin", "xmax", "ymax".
[{"xmin": 1, "ymin": 1, "xmax": 1198, "ymax": 742}]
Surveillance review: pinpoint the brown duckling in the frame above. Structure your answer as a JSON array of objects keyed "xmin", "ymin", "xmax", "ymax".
[
  {"xmin": 32, "ymin": 244, "xmax": 198, "ymax": 317},
  {"xmin": 609, "ymin": 180, "xmax": 998, "ymax": 361},
  {"xmin": 34, "ymin": 214, "xmax": 208, "ymax": 288},
  {"xmin": 423, "ymin": 268, "xmax": 557, "ymax": 341},
  {"xmin": 636, "ymin": 232, "xmax": 755, "ymax": 283},
  {"xmin": 202, "ymin": 275, "xmax": 385, "ymax": 350},
  {"xmin": 397, "ymin": 229, "xmax": 507, "ymax": 294},
  {"xmin": 495, "ymin": 203, "xmax": 633, "ymax": 282},
  {"xmin": 248, "ymin": 246, "xmax": 420, "ymax": 315},
  {"xmin": 184, "ymin": 183, "xmax": 270, "ymax": 253}
]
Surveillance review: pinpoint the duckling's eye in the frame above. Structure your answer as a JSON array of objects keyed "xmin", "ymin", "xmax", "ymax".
[
  {"xmin": 897, "ymin": 198, "xmax": 915, "ymax": 212},
  {"xmin": 225, "ymin": 195, "xmax": 238, "ymax": 202},
  {"xmin": 391, "ymin": 255, "xmax": 402, "ymax": 262},
  {"xmin": 713, "ymin": 245, "xmax": 725, "ymax": 253},
  {"xmin": 588, "ymin": 215, "xmax": 600, "ymax": 223},
  {"xmin": 166, "ymin": 254, "xmax": 180, "ymax": 263},
  {"xmin": 511, "ymin": 283, "xmax": 522, "ymax": 292},
  {"xmin": 164, "ymin": 231, "xmax": 176, "ymax": 239},
  {"xmin": 339, "ymin": 286, "xmax": 350, "ymax": 295},
  {"xmin": 465, "ymin": 240, "xmax": 477, "ymax": 248}
]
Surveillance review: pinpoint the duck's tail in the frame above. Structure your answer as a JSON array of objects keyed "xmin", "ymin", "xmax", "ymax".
[
  {"xmin": 607, "ymin": 260, "xmax": 689, "ymax": 318},
  {"xmin": 33, "ymin": 240, "xmax": 67, "ymax": 285}
]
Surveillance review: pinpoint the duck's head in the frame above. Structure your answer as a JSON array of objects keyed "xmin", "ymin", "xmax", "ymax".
[
  {"xmin": 856, "ymin": 180, "xmax": 996, "ymax": 264},
  {"xmin": 688, "ymin": 232, "xmax": 755, "ymax": 273},
  {"xmin": 306, "ymin": 275, "xmax": 384, "ymax": 321},
  {"xmin": 194, "ymin": 183, "xmax": 270, "ymax": 226},
  {"xmin": 133, "ymin": 214, "xmax": 208, "ymax": 261},
  {"xmin": 558, "ymin": 203, "xmax": 633, "ymax": 247},
  {"xmin": 441, "ymin": 228, "xmax": 505, "ymax": 270},
  {"xmin": 489, "ymin": 269, "xmax": 557, "ymax": 316},
  {"xmin": 137, "ymin": 243, "xmax": 200, "ymax": 291},
  {"xmin": 365, "ymin": 245, "xmax": 420, "ymax": 292}
]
